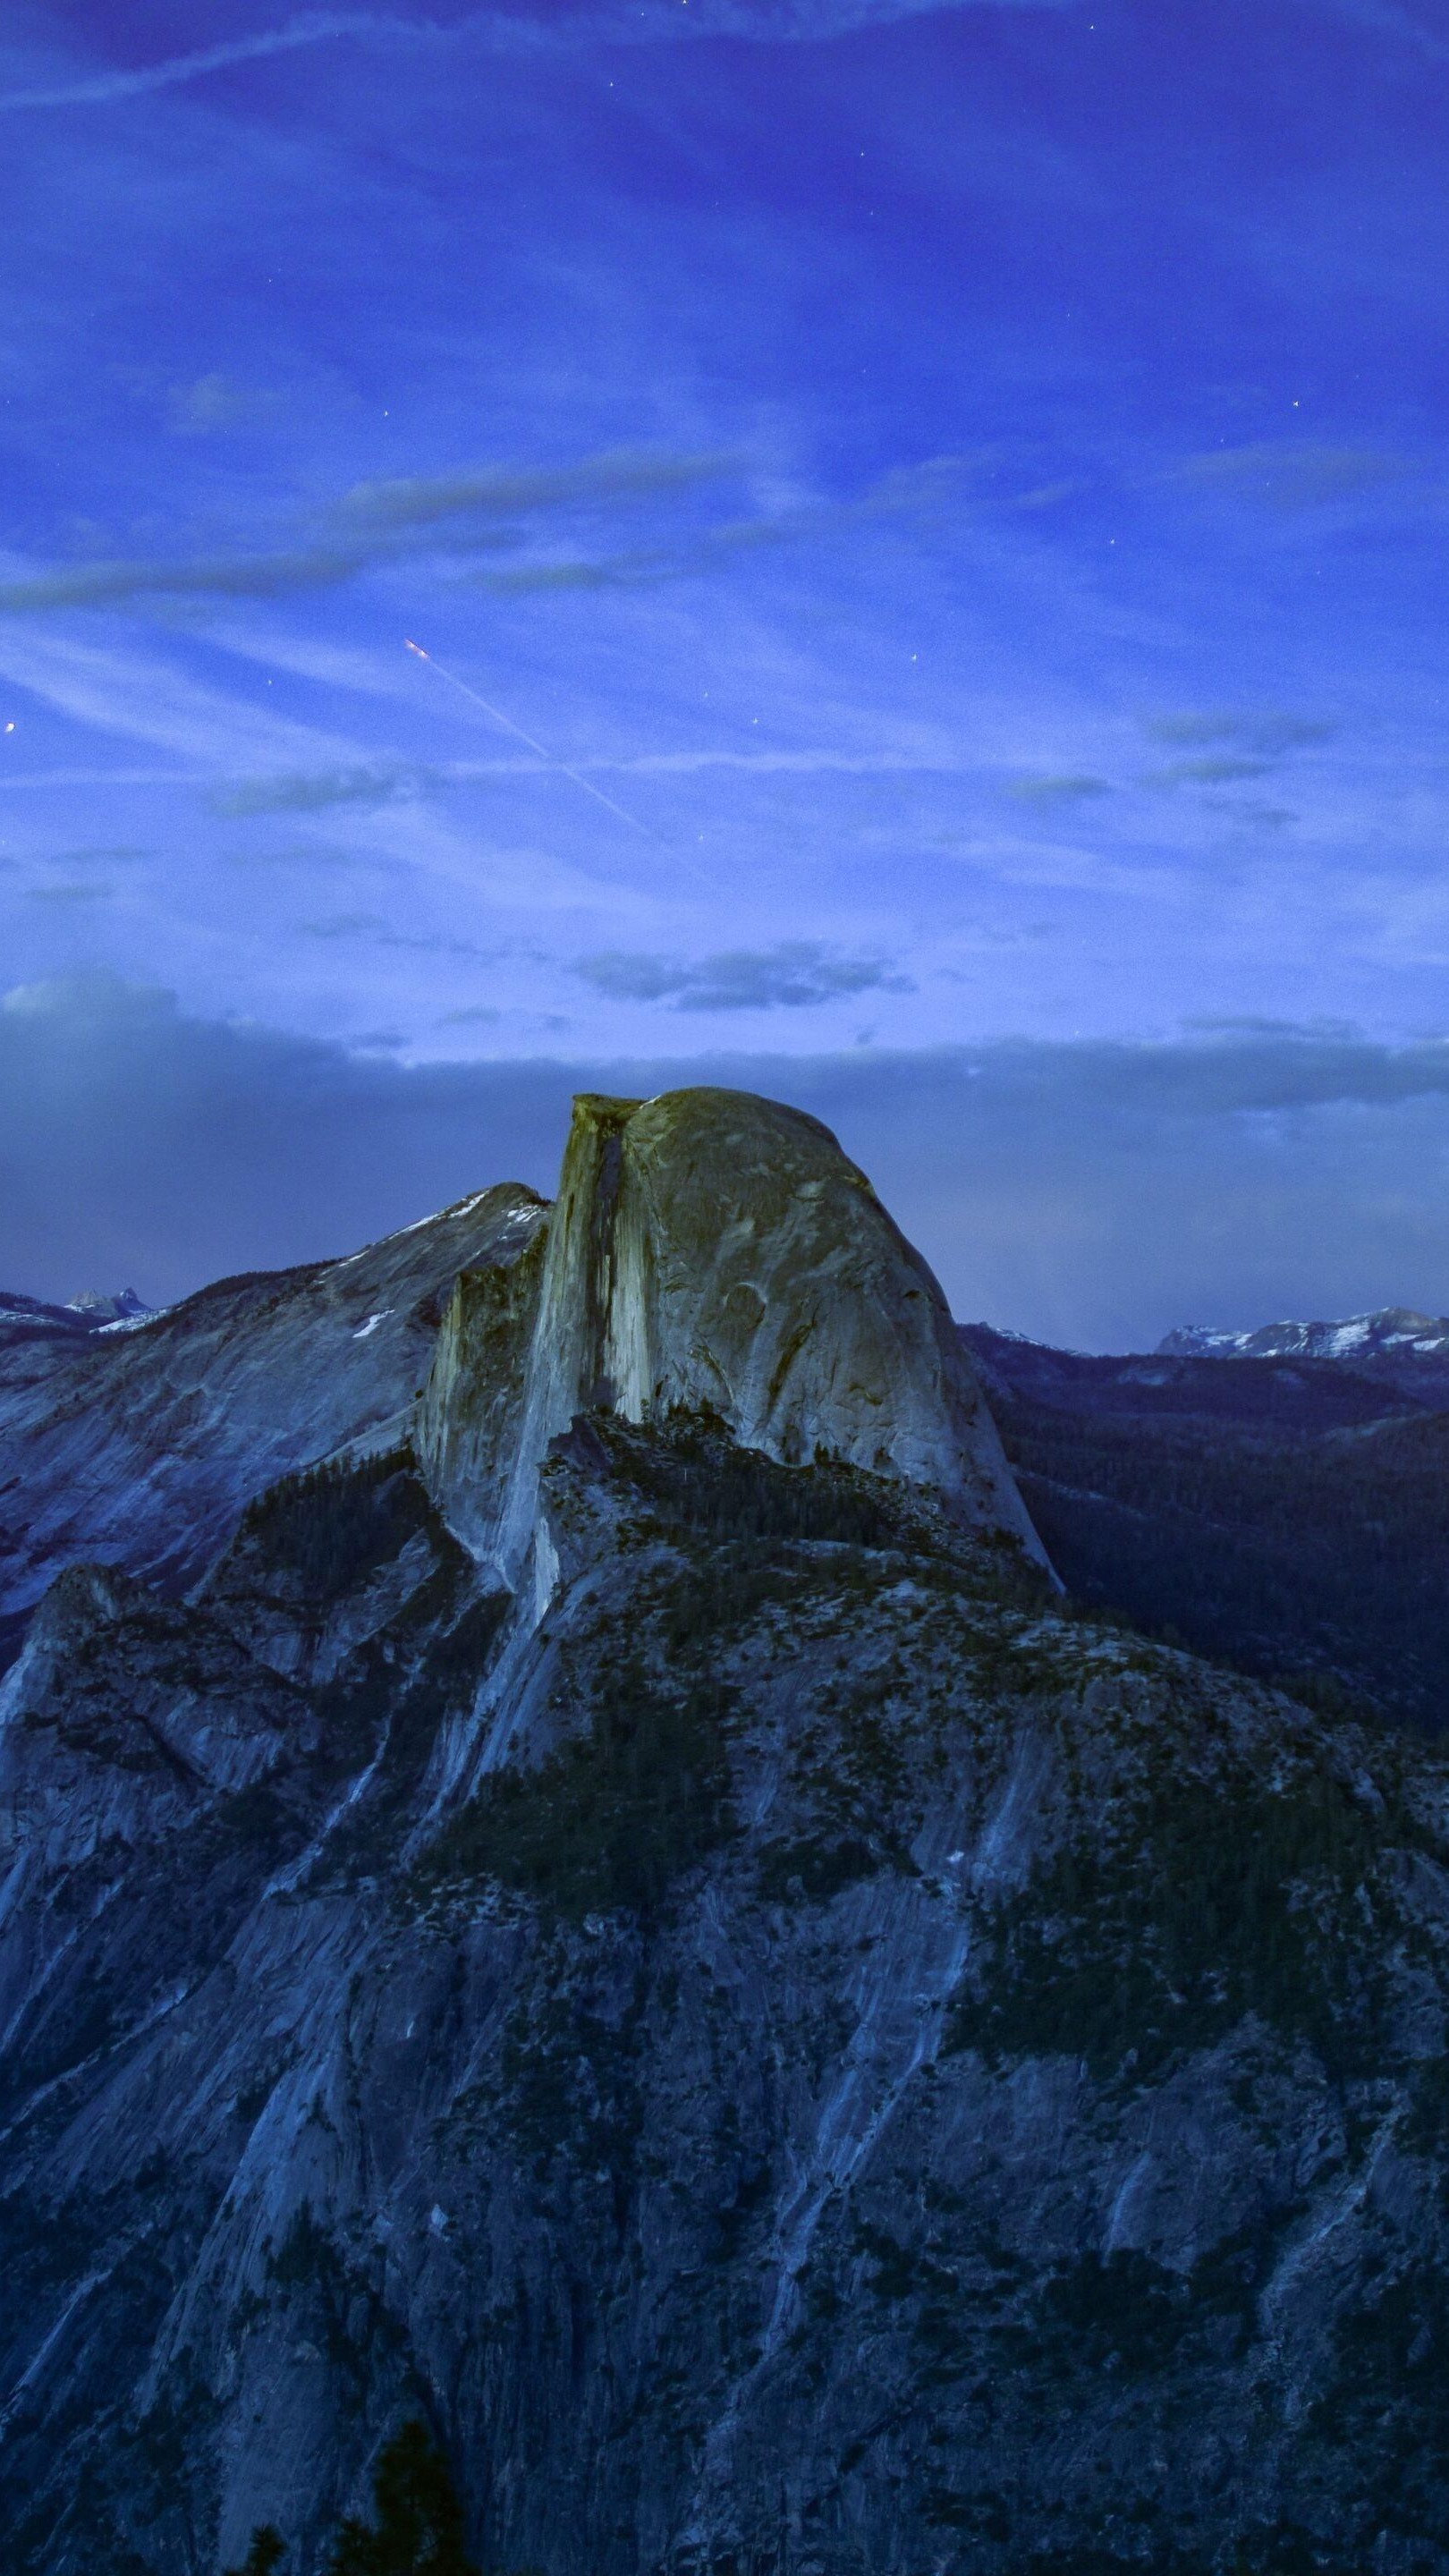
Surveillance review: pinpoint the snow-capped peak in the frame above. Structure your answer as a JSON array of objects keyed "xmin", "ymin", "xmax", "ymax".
[
  {"xmin": 64, "ymin": 1288, "xmax": 152, "ymax": 1322},
  {"xmin": 1158, "ymin": 1306, "xmax": 1449, "ymax": 1363}
]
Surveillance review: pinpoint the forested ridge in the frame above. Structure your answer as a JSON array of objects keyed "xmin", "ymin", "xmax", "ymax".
[{"xmin": 964, "ymin": 1325, "xmax": 1449, "ymax": 1731}]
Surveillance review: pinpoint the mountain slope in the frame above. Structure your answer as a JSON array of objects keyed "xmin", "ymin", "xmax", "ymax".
[
  {"xmin": 4, "ymin": 1420, "xmax": 1449, "ymax": 2576},
  {"xmin": 3, "ymin": 1093, "xmax": 1448, "ymax": 2576},
  {"xmin": 0, "ymin": 1187, "xmax": 547, "ymax": 1671}
]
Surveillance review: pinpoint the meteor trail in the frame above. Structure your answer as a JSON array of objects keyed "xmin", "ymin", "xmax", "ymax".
[{"xmin": 404, "ymin": 637, "xmax": 658, "ymax": 843}]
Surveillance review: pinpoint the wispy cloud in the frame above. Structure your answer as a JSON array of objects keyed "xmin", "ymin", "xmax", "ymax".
[
  {"xmin": 0, "ymin": 767, "xmax": 214, "ymax": 790},
  {"xmin": 21, "ymin": 879, "xmax": 114, "ymax": 903},
  {"xmin": 0, "ymin": 446, "xmax": 736, "ymax": 617},
  {"xmin": 1143, "ymin": 710, "xmax": 1335, "ymax": 755},
  {"xmin": 1146, "ymin": 757, "xmax": 1273, "ymax": 788},
  {"xmin": 300, "ymin": 909, "xmax": 390, "ymax": 937},
  {"xmin": 0, "ymin": 631, "xmax": 370, "ymax": 773},
  {"xmin": 1137, "ymin": 711, "xmax": 1336, "ymax": 801},
  {"xmin": 339, "ymin": 449, "xmax": 733, "ymax": 529},
  {"xmin": 167, "ymin": 373, "xmax": 279, "ymax": 437},
  {"xmin": 0, "ymin": 546, "xmax": 369, "ymax": 615},
  {"xmin": 621, "ymin": 0, "xmax": 1082, "ymax": 31},
  {"xmin": 469, "ymin": 456, "xmax": 1039, "ymax": 601},
  {"xmin": 575, "ymin": 941, "xmax": 914, "ymax": 1010},
  {"xmin": 1171, "ymin": 442, "xmax": 1408, "ymax": 510},
  {"xmin": 212, "ymin": 765, "xmax": 424, "ymax": 816},
  {"xmin": 539, "ymin": 749, "xmax": 975, "ymax": 778},
  {"xmin": 41, "ymin": 844, "xmax": 152, "ymax": 865},
  {"xmin": 300, "ymin": 909, "xmax": 495, "ymax": 956},
  {"xmin": 208, "ymin": 634, "xmax": 416, "ymax": 704},
  {"xmin": 0, "ymin": 430, "xmax": 1183, "ymax": 630},
  {"xmin": 0, "ymin": 14, "xmax": 433, "ymax": 113},
  {"xmin": 1005, "ymin": 774, "xmax": 1111, "ymax": 803},
  {"xmin": 0, "ymin": 0, "xmax": 1086, "ymax": 119},
  {"xmin": 477, "ymin": 552, "xmax": 671, "ymax": 597}
]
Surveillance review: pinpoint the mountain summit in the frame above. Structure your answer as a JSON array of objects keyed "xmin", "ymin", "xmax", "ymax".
[
  {"xmin": 64, "ymin": 1287, "xmax": 153, "ymax": 1323},
  {"xmin": 419, "ymin": 1087, "xmax": 1045, "ymax": 1588},
  {"xmin": 0, "ymin": 1089, "xmax": 1038, "ymax": 1674}
]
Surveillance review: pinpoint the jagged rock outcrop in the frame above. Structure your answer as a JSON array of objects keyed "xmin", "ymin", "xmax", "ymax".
[{"xmin": 417, "ymin": 1089, "xmax": 1043, "ymax": 1585}]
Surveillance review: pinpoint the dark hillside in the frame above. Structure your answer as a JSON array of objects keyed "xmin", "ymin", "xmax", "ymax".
[{"xmin": 963, "ymin": 1324, "xmax": 1449, "ymax": 1733}]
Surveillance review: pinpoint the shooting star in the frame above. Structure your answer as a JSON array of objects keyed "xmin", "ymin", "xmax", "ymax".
[{"xmin": 405, "ymin": 638, "xmax": 659, "ymax": 843}]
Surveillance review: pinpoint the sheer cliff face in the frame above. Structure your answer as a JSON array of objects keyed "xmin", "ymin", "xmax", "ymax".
[
  {"xmin": 417, "ymin": 1089, "xmax": 1044, "ymax": 1585},
  {"xmin": 9, "ymin": 1090, "xmax": 1449, "ymax": 2576}
]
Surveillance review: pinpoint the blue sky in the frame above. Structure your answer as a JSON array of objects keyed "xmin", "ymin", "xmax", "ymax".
[{"xmin": 5, "ymin": 0, "xmax": 1449, "ymax": 1334}]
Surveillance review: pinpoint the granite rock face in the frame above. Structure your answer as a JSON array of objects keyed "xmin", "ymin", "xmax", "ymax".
[
  {"xmin": 3, "ymin": 1422, "xmax": 1449, "ymax": 2576},
  {"xmin": 4, "ymin": 1089, "xmax": 1446, "ymax": 2576},
  {"xmin": 418, "ymin": 1089, "xmax": 1043, "ymax": 1586}
]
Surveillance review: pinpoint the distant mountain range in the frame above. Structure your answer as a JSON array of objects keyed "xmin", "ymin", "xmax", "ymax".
[
  {"xmin": 1162, "ymin": 1303, "xmax": 1449, "ymax": 1369},
  {"xmin": 0, "ymin": 1284, "xmax": 153, "ymax": 1339}
]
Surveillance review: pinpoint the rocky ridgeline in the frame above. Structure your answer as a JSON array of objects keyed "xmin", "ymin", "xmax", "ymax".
[
  {"xmin": 0, "ymin": 1185, "xmax": 547, "ymax": 1669},
  {"xmin": 1160, "ymin": 1307, "xmax": 1449, "ymax": 1402},
  {"xmin": 2, "ymin": 1093, "xmax": 1449, "ymax": 2576}
]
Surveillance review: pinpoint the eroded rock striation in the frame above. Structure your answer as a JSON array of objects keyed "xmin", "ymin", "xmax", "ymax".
[
  {"xmin": 417, "ymin": 1089, "xmax": 1043, "ymax": 1586},
  {"xmin": 3, "ymin": 1089, "xmax": 1448, "ymax": 2576}
]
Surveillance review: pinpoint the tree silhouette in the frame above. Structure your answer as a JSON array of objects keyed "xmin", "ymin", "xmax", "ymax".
[
  {"xmin": 225, "ymin": 2528, "xmax": 284, "ymax": 2576},
  {"xmin": 327, "ymin": 2419, "xmax": 478, "ymax": 2576}
]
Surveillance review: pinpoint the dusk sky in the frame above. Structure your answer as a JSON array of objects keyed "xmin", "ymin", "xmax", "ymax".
[{"xmin": 5, "ymin": 0, "xmax": 1449, "ymax": 1343}]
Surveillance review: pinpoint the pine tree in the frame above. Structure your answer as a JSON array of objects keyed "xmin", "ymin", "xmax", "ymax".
[
  {"xmin": 326, "ymin": 2419, "xmax": 478, "ymax": 2576},
  {"xmin": 224, "ymin": 2527, "xmax": 285, "ymax": 2576}
]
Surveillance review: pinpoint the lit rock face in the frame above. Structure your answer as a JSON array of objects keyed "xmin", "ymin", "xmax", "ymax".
[{"xmin": 418, "ymin": 1088, "xmax": 1046, "ymax": 1582}]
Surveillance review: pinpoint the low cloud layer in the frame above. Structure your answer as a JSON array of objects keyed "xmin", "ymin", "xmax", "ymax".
[{"xmin": 8, "ymin": 976, "xmax": 1449, "ymax": 1351}]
